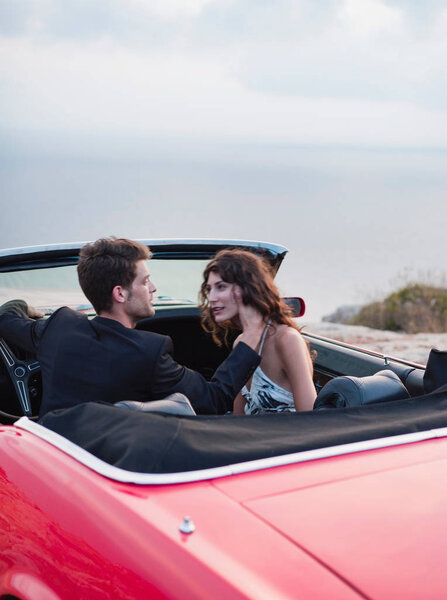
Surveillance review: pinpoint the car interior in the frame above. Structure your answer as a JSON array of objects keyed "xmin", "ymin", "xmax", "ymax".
[{"xmin": 0, "ymin": 300, "xmax": 427, "ymax": 425}]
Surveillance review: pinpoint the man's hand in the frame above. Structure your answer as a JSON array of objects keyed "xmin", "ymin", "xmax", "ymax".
[
  {"xmin": 0, "ymin": 299, "xmax": 43, "ymax": 320},
  {"xmin": 233, "ymin": 287, "xmax": 265, "ymax": 352},
  {"xmin": 27, "ymin": 305, "xmax": 44, "ymax": 319}
]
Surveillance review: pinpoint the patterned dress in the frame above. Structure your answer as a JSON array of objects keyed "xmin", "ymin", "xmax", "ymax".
[{"xmin": 241, "ymin": 320, "xmax": 296, "ymax": 415}]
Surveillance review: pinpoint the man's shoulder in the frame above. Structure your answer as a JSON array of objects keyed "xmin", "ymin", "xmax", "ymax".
[
  {"xmin": 129, "ymin": 326, "xmax": 172, "ymax": 351},
  {"xmin": 94, "ymin": 316, "xmax": 171, "ymax": 348},
  {"xmin": 116, "ymin": 325, "xmax": 173, "ymax": 364},
  {"xmin": 129, "ymin": 325, "xmax": 168, "ymax": 341},
  {"xmin": 48, "ymin": 311, "xmax": 172, "ymax": 352},
  {"xmin": 47, "ymin": 306, "xmax": 88, "ymax": 324},
  {"xmin": 38, "ymin": 307, "xmax": 89, "ymax": 339}
]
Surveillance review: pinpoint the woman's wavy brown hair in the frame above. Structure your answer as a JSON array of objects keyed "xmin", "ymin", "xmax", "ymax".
[{"xmin": 199, "ymin": 248, "xmax": 300, "ymax": 347}]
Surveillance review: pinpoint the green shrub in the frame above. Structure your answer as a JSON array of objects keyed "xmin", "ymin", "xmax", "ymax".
[{"xmin": 350, "ymin": 284, "xmax": 447, "ymax": 333}]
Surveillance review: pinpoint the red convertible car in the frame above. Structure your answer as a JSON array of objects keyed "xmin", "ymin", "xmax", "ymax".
[{"xmin": 1, "ymin": 240, "xmax": 447, "ymax": 600}]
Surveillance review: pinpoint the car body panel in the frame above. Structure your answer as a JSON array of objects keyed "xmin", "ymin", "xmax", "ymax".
[
  {"xmin": 213, "ymin": 435, "xmax": 447, "ymax": 502},
  {"xmin": 3, "ymin": 423, "xmax": 447, "ymax": 598},
  {"xmin": 1, "ymin": 426, "xmax": 366, "ymax": 600},
  {"xmin": 240, "ymin": 441, "xmax": 447, "ymax": 600}
]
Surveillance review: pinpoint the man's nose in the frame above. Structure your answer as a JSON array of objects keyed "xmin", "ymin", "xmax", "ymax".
[{"xmin": 149, "ymin": 281, "xmax": 157, "ymax": 293}]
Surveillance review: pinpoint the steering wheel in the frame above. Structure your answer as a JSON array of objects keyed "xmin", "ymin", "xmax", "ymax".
[{"xmin": 0, "ymin": 338, "xmax": 41, "ymax": 417}]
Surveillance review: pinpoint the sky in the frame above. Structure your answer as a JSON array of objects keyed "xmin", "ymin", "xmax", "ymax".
[{"xmin": 1, "ymin": 0, "xmax": 446, "ymax": 321}]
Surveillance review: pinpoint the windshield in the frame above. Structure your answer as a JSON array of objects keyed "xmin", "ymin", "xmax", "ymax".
[{"xmin": 0, "ymin": 259, "xmax": 209, "ymax": 315}]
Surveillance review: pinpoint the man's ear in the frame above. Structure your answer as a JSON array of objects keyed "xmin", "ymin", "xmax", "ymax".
[{"xmin": 111, "ymin": 285, "xmax": 128, "ymax": 304}]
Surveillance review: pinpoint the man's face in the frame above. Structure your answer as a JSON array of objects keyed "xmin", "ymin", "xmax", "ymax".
[{"xmin": 125, "ymin": 260, "xmax": 157, "ymax": 322}]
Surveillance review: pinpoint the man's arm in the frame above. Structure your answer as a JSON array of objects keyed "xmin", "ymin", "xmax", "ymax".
[
  {"xmin": 150, "ymin": 294, "xmax": 265, "ymax": 414},
  {"xmin": 150, "ymin": 338, "xmax": 260, "ymax": 414},
  {"xmin": 0, "ymin": 299, "xmax": 46, "ymax": 354}
]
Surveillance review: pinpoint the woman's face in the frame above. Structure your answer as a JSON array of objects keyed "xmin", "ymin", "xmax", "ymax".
[{"xmin": 206, "ymin": 271, "xmax": 240, "ymax": 323}]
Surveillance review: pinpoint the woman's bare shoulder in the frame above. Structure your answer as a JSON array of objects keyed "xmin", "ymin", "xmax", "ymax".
[{"xmin": 274, "ymin": 324, "xmax": 305, "ymax": 349}]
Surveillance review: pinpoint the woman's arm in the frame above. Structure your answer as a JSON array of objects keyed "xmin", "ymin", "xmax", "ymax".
[
  {"xmin": 276, "ymin": 328, "xmax": 316, "ymax": 412},
  {"xmin": 233, "ymin": 391, "xmax": 247, "ymax": 415}
]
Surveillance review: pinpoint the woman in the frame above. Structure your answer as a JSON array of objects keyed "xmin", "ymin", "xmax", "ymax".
[{"xmin": 200, "ymin": 249, "xmax": 316, "ymax": 414}]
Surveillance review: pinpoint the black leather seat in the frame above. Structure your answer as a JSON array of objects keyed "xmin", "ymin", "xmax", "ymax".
[
  {"xmin": 314, "ymin": 369, "xmax": 410, "ymax": 410},
  {"xmin": 424, "ymin": 349, "xmax": 447, "ymax": 393}
]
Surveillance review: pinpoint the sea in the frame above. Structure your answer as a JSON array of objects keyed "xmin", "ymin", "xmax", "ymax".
[{"xmin": 1, "ymin": 132, "xmax": 446, "ymax": 323}]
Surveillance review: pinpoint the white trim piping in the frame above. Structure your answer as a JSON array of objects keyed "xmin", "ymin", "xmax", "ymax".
[{"xmin": 14, "ymin": 417, "xmax": 447, "ymax": 486}]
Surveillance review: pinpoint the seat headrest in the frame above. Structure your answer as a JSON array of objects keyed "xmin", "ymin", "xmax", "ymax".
[
  {"xmin": 424, "ymin": 349, "xmax": 447, "ymax": 393},
  {"xmin": 313, "ymin": 369, "xmax": 410, "ymax": 410}
]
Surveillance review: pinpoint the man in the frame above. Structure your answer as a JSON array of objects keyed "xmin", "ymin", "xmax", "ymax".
[{"xmin": 0, "ymin": 237, "xmax": 264, "ymax": 416}]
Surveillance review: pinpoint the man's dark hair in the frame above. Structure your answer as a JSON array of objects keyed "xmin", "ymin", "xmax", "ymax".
[{"xmin": 77, "ymin": 237, "xmax": 152, "ymax": 313}]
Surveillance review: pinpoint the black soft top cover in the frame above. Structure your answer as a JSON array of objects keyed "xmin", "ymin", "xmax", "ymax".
[{"xmin": 38, "ymin": 387, "xmax": 447, "ymax": 474}]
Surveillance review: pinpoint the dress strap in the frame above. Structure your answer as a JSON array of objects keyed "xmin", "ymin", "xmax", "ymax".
[{"xmin": 259, "ymin": 319, "xmax": 272, "ymax": 355}]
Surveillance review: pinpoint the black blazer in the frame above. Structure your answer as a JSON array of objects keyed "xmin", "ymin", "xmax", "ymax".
[{"xmin": 0, "ymin": 301, "xmax": 260, "ymax": 415}]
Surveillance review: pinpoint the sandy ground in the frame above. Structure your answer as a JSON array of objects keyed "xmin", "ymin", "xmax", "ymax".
[{"xmin": 303, "ymin": 322, "xmax": 447, "ymax": 366}]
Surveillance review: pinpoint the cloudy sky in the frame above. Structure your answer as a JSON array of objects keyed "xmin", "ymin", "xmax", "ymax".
[
  {"xmin": 2, "ymin": 0, "xmax": 447, "ymax": 144},
  {"xmin": 1, "ymin": 0, "xmax": 446, "ymax": 320}
]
